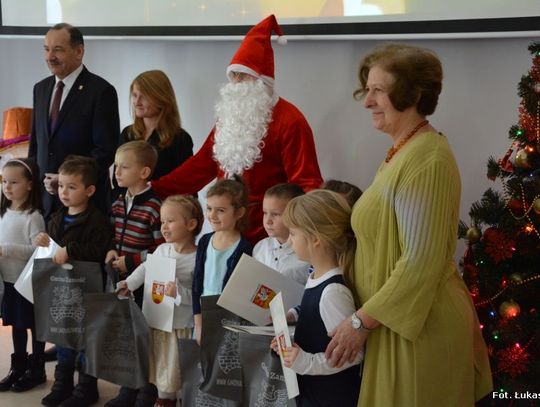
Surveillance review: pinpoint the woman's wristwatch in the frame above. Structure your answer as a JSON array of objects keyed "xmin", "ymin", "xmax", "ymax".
[{"xmin": 351, "ymin": 311, "xmax": 371, "ymax": 332}]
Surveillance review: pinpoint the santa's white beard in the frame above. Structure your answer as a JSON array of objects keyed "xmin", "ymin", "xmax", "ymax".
[{"xmin": 213, "ymin": 79, "xmax": 274, "ymax": 177}]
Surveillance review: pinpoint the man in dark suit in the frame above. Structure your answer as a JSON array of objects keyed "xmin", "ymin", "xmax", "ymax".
[
  {"xmin": 29, "ymin": 23, "xmax": 119, "ymax": 220},
  {"xmin": 27, "ymin": 23, "xmax": 119, "ymax": 407}
]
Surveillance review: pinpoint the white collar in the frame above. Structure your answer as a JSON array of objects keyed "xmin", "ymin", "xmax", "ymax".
[
  {"xmin": 271, "ymin": 237, "xmax": 294, "ymax": 253},
  {"xmin": 55, "ymin": 63, "xmax": 83, "ymax": 89},
  {"xmin": 125, "ymin": 185, "xmax": 151, "ymax": 200},
  {"xmin": 305, "ymin": 267, "xmax": 342, "ymax": 288}
]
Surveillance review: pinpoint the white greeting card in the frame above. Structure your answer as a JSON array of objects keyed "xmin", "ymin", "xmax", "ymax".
[
  {"xmin": 142, "ymin": 254, "xmax": 176, "ymax": 332},
  {"xmin": 14, "ymin": 239, "xmax": 59, "ymax": 303},
  {"xmin": 217, "ymin": 254, "xmax": 304, "ymax": 325},
  {"xmin": 222, "ymin": 324, "xmax": 295, "ymax": 337},
  {"xmin": 269, "ymin": 292, "xmax": 300, "ymax": 399}
]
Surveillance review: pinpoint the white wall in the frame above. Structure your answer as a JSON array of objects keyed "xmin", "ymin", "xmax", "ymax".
[{"xmin": 0, "ymin": 35, "xmax": 535, "ymax": 257}]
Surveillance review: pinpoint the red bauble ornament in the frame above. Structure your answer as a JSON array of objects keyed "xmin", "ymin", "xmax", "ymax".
[
  {"xmin": 507, "ymin": 199, "xmax": 525, "ymax": 217},
  {"xmin": 499, "ymin": 299, "xmax": 521, "ymax": 319}
]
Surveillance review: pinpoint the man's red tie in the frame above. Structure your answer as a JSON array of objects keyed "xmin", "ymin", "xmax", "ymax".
[{"xmin": 49, "ymin": 81, "xmax": 64, "ymax": 132}]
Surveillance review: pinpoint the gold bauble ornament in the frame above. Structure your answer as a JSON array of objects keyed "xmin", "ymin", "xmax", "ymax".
[
  {"xmin": 466, "ymin": 227, "xmax": 481, "ymax": 243},
  {"xmin": 514, "ymin": 149, "xmax": 531, "ymax": 168},
  {"xmin": 499, "ymin": 299, "xmax": 521, "ymax": 319},
  {"xmin": 533, "ymin": 198, "xmax": 540, "ymax": 214},
  {"xmin": 509, "ymin": 273, "xmax": 523, "ymax": 283}
]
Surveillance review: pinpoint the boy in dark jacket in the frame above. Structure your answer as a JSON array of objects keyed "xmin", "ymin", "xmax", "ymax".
[{"xmin": 34, "ymin": 155, "xmax": 111, "ymax": 407}]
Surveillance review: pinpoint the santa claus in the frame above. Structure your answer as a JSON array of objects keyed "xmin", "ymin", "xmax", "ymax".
[{"xmin": 151, "ymin": 15, "xmax": 323, "ymax": 243}]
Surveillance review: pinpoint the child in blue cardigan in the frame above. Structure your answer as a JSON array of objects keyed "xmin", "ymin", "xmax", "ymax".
[{"xmin": 192, "ymin": 178, "xmax": 252, "ymax": 343}]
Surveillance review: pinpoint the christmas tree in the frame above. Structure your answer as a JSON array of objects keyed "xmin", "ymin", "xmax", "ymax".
[{"xmin": 459, "ymin": 43, "xmax": 540, "ymax": 398}]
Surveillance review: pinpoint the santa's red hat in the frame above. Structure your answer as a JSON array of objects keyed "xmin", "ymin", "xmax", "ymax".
[{"xmin": 227, "ymin": 14, "xmax": 287, "ymax": 86}]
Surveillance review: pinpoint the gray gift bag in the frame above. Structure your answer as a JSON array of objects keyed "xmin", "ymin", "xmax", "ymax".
[
  {"xmin": 178, "ymin": 339, "xmax": 240, "ymax": 407},
  {"xmin": 238, "ymin": 333, "xmax": 296, "ymax": 406},
  {"xmin": 83, "ymin": 293, "xmax": 150, "ymax": 389},
  {"xmin": 32, "ymin": 258, "xmax": 103, "ymax": 350},
  {"xmin": 199, "ymin": 295, "xmax": 248, "ymax": 401}
]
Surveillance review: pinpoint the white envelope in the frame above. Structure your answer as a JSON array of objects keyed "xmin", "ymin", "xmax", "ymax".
[
  {"xmin": 270, "ymin": 292, "xmax": 300, "ymax": 399},
  {"xmin": 142, "ymin": 254, "xmax": 176, "ymax": 333},
  {"xmin": 222, "ymin": 324, "xmax": 295, "ymax": 337},
  {"xmin": 14, "ymin": 239, "xmax": 59, "ymax": 303},
  {"xmin": 217, "ymin": 254, "xmax": 304, "ymax": 325}
]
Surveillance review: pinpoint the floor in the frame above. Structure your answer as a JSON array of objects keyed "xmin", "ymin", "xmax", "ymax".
[{"xmin": 0, "ymin": 325, "xmax": 120, "ymax": 407}]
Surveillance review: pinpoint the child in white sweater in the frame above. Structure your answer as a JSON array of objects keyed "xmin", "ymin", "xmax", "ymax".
[
  {"xmin": 0, "ymin": 159, "xmax": 46, "ymax": 392},
  {"xmin": 253, "ymin": 183, "xmax": 311, "ymax": 285},
  {"xmin": 117, "ymin": 195, "xmax": 203, "ymax": 407}
]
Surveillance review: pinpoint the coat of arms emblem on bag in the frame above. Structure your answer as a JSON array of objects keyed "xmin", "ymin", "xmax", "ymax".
[{"xmin": 50, "ymin": 286, "xmax": 85, "ymax": 323}]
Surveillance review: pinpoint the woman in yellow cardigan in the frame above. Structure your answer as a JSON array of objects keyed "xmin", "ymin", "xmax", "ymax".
[{"xmin": 325, "ymin": 43, "xmax": 493, "ymax": 406}]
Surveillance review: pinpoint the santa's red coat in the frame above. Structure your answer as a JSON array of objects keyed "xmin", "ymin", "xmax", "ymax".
[{"xmin": 152, "ymin": 97, "xmax": 323, "ymax": 243}]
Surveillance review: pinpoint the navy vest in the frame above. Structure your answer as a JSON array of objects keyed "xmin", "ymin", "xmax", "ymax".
[{"xmin": 294, "ymin": 273, "xmax": 361, "ymax": 407}]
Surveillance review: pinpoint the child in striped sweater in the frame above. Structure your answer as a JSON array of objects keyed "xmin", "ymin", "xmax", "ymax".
[{"xmin": 105, "ymin": 140, "xmax": 164, "ymax": 406}]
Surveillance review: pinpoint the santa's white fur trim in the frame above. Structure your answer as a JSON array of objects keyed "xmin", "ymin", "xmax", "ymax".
[{"xmin": 227, "ymin": 64, "xmax": 275, "ymax": 87}]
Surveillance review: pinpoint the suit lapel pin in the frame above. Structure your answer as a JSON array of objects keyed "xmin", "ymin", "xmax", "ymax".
[{"xmin": 79, "ymin": 85, "xmax": 84, "ymax": 90}]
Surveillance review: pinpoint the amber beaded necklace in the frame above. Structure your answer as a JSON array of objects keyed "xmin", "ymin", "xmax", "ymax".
[{"xmin": 385, "ymin": 120, "xmax": 429, "ymax": 163}]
